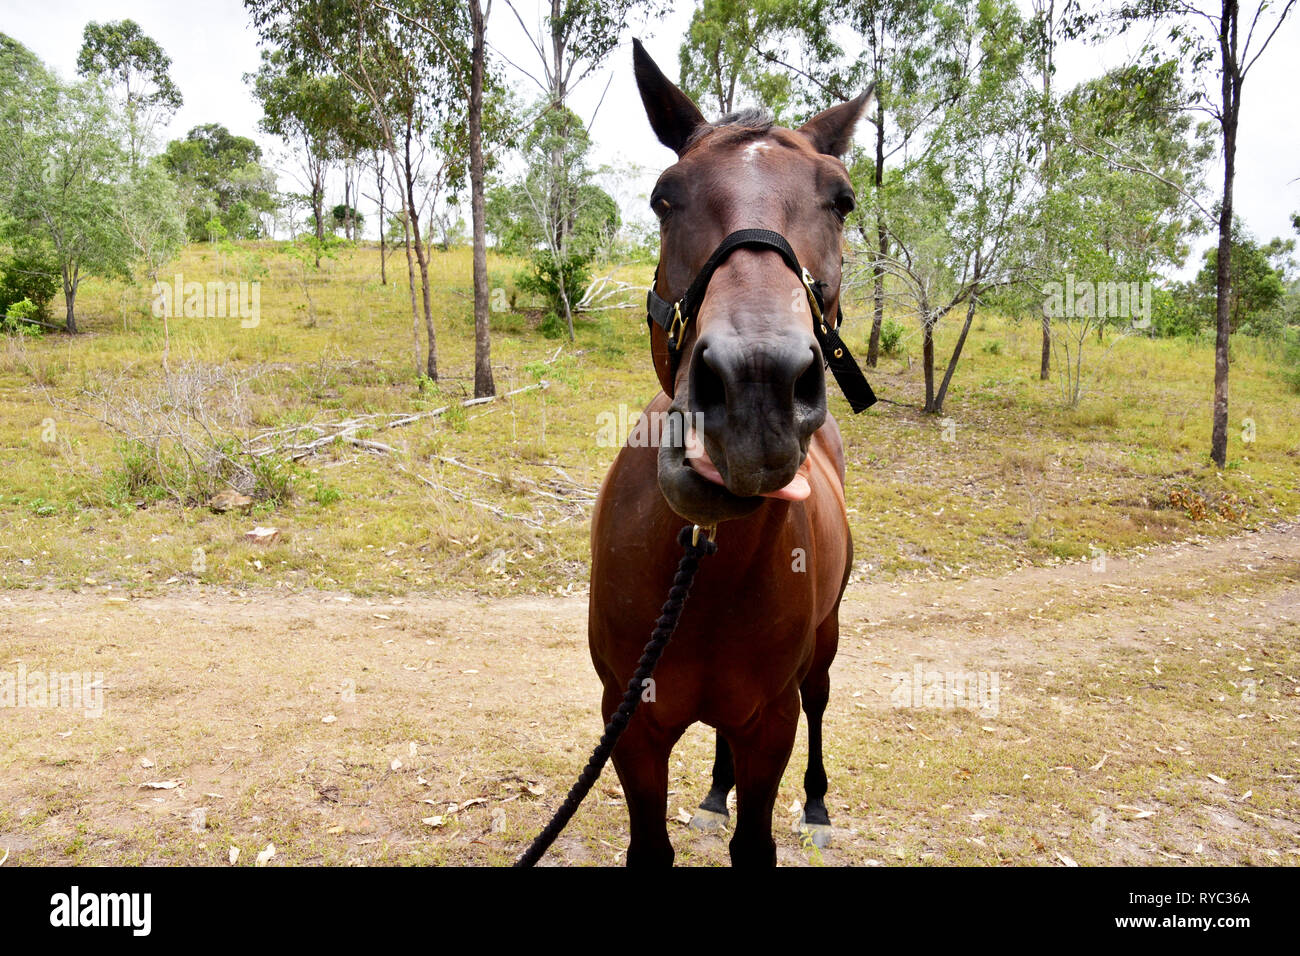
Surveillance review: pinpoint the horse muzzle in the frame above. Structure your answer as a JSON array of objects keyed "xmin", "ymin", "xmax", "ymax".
[{"xmin": 656, "ymin": 331, "xmax": 826, "ymax": 524}]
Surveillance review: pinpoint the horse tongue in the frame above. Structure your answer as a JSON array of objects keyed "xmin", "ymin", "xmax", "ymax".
[
  {"xmin": 686, "ymin": 427, "xmax": 812, "ymax": 501},
  {"xmin": 760, "ymin": 472, "xmax": 811, "ymax": 501}
]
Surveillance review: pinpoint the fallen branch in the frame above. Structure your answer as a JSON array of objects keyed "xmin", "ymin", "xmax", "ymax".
[
  {"xmin": 252, "ymin": 380, "xmax": 551, "ymax": 460},
  {"xmin": 433, "ymin": 454, "xmax": 597, "ymax": 503},
  {"xmin": 395, "ymin": 462, "xmax": 547, "ymax": 529},
  {"xmin": 577, "ymin": 273, "xmax": 647, "ymax": 312}
]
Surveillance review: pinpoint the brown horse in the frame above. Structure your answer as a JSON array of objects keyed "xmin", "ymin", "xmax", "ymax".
[{"xmin": 587, "ymin": 40, "xmax": 873, "ymax": 867}]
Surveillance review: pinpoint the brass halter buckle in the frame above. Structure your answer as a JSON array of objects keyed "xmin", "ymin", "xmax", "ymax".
[
  {"xmin": 668, "ymin": 300, "xmax": 686, "ymax": 347},
  {"xmin": 800, "ymin": 267, "xmax": 827, "ymax": 331}
]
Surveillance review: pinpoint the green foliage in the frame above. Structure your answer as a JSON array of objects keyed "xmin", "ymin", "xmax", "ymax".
[
  {"xmin": 487, "ymin": 107, "xmax": 618, "ymax": 323},
  {"xmin": 0, "ymin": 248, "xmax": 59, "ymax": 321},
  {"xmin": 161, "ymin": 124, "xmax": 276, "ymax": 241},
  {"xmin": 76, "ymin": 19, "xmax": 182, "ymax": 163},
  {"xmin": 678, "ymin": 0, "xmax": 793, "ymax": 117},
  {"xmin": 1193, "ymin": 224, "xmax": 1294, "ymax": 334},
  {"xmin": 105, "ymin": 439, "xmax": 175, "ymax": 506},
  {"xmin": 311, "ymin": 480, "xmax": 343, "ymax": 506},
  {"xmin": 1, "ymin": 297, "xmax": 42, "ymax": 336},
  {"xmin": 1150, "ymin": 284, "xmax": 1207, "ymax": 339},
  {"xmin": 1282, "ymin": 332, "xmax": 1300, "ymax": 394},
  {"xmin": 515, "ymin": 251, "xmax": 593, "ymax": 324},
  {"xmin": 330, "ymin": 203, "xmax": 364, "ymax": 235},
  {"xmin": 0, "ymin": 50, "xmax": 134, "ymax": 331},
  {"xmin": 879, "ymin": 319, "xmax": 906, "ymax": 356}
]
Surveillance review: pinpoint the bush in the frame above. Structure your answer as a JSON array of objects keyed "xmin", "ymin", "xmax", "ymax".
[
  {"xmin": 515, "ymin": 249, "xmax": 591, "ymax": 321},
  {"xmin": 880, "ymin": 320, "xmax": 905, "ymax": 356},
  {"xmin": 0, "ymin": 250, "xmax": 60, "ymax": 322},
  {"xmin": 1150, "ymin": 286, "xmax": 1204, "ymax": 338},
  {"xmin": 1282, "ymin": 330, "xmax": 1300, "ymax": 394},
  {"xmin": 2, "ymin": 298, "xmax": 43, "ymax": 336},
  {"xmin": 539, "ymin": 311, "xmax": 565, "ymax": 339}
]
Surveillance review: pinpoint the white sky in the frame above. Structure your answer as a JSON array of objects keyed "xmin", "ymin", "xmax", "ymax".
[{"xmin": 3, "ymin": 0, "xmax": 1297, "ymax": 276}]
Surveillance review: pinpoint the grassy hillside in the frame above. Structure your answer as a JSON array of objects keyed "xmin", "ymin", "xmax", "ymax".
[{"xmin": 0, "ymin": 242, "xmax": 1295, "ymax": 595}]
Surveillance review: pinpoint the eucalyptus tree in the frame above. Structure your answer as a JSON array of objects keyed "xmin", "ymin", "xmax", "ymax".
[
  {"xmin": 488, "ymin": 105, "xmax": 620, "ymax": 339},
  {"xmin": 680, "ymin": 0, "xmax": 982, "ymax": 367},
  {"xmin": 677, "ymin": 0, "xmax": 791, "ymax": 115},
  {"xmin": 502, "ymin": 0, "xmax": 665, "ymax": 330},
  {"xmin": 1098, "ymin": 0, "xmax": 1297, "ymax": 466},
  {"xmin": 837, "ymin": 0, "xmax": 973, "ymax": 367},
  {"xmin": 0, "ymin": 73, "xmax": 132, "ymax": 332},
  {"xmin": 161, "ymin": 124, "xmax": 278, "ymax": 241},
  {"xmin": 248, "ymin": 49, "xmax": 347, "ymax": 252},
  {"xmin": 863, "ymin": 0, "xmax": 1037, "ymax": 413},
  {"xmin": 76, "ymin": 19, "xmax": 183, "ymax": 167},
  {"xmin": 246, "ymin": 0, "xmax": 494, "ymax": 389}
]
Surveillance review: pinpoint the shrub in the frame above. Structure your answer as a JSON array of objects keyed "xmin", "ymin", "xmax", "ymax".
[
  {"xmin": 880, "ymin": 320, "xmax": 905, "ymax": 356},
  {"xmin": 515, "ymin": 249, "xmax": 591, "ymax": 321},
  {"xmin": 2, "ymin": 298, "xmax": 43, "ymax": 336},
  {"xmin": 0, "ymin": 250, "xmax": 60, "ymax": 322}
]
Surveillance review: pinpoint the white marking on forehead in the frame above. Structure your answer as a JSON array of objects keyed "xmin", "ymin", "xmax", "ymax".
[{"xmin": 741, "ymin": 140, "xmax": 772, "ymax": 163}]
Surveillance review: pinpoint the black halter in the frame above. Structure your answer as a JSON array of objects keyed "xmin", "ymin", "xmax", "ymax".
[{"xmin": 646, "ymin": 228, "xmax": 877, "ymax": 413}]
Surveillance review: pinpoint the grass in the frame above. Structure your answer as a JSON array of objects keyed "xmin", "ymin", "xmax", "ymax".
[
  {"xmin": 0, "ymin": 240, "xmax": 1296, "ymax": 597},
  {"xmin": 1, "ymin": 522, "xmax": 1295, "ymax": 866}
]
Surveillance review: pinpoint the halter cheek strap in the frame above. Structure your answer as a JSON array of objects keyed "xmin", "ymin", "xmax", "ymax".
[{"xmin": 646, "ymin": 228, "xmax": 877, "ymax": 414}]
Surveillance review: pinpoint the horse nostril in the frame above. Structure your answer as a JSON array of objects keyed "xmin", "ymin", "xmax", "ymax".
[
  {"xmin": 691, "ymin": 345, "xmax": 727, "ymax": 416},
  {"xmin": 793, "ymin": 345, "xmax": 825, "ymax": 414}
]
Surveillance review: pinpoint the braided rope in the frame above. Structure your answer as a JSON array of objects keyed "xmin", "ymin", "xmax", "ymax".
[{"xmin": 513, "ymin": 524, "xmax": 718, "ymax": 867}]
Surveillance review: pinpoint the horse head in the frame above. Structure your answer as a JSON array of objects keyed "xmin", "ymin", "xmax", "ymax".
[{"xmin": 633, "ymin": 40, "xmax": 872, "ymax": 526}]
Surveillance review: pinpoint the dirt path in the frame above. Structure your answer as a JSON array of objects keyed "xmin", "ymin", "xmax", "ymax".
[{"xmin": 1, "ymin": 522, "xmax": 1297, "ymax": 866}]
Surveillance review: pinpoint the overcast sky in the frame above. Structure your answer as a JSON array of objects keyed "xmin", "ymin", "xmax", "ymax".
[{"xmin": 4, "ymin": 0, "xmax": 1297, "ymax": 276}]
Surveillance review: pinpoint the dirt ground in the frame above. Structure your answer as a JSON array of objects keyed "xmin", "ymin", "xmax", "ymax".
[{"xmin": 1, "ymin": 520, "xmax": 1297, "ymax": 867}]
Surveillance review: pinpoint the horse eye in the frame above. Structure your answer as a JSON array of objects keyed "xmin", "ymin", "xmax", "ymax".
[
  {"xmin": 831, "ymin": 192, "xmax": 855, "ymax": 221},
  {"xmin": 651, "ymin": 197, "xmax": 672, "ymax": 219}
]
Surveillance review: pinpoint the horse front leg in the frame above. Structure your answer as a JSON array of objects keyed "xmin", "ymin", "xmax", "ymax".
[
  {"xmin": 605, "ymin": 685, "xmax": 679, "ymax": 867},
  {"xmin": 727, "ymin": 686, "xmax": 800, "ymax": 868}
]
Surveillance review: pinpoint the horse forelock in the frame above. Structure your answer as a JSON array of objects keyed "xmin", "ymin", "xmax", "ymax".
[{"xmin": 681, "ymin": 107, "xmax": 776, "ymax": 153}]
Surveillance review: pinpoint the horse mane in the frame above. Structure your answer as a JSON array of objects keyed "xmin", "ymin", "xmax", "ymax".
[{"xmin": 682, "ymin": 107, "xmax": 775, "ymax": 152}]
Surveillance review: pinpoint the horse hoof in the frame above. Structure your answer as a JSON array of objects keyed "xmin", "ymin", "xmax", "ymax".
[
  {"xmin": 689, "ymin": 809, "xmax": 729, "ymax": 832},
  {"xmin": 798, "ymin": 814, "xmax": 834, "ymax": 849}
]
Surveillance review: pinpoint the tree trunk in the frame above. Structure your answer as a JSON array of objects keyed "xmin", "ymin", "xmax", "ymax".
[
  {"xmin": 404, "ymin": 129, "xmax": 437, "ymax": 382},
  {"xmin": 933, "ymin": 297, "xmax": 979, "ymax": 413},
  {"xmin": 1210, "ymin": 2, "xmax": 1239, "ymax": 469},
  {"xmin": 1038, "ymin": 0, "xmax": 1055, "ymax": 381},
  {"xmin": 62, "ymin": 264, "xmax": 78, "ymax": 334},
  {"xmin": 922, "ymin": 314, "xmax": 936, "ymax": 412},
  {"xmin": 311, "ymin": 170, "xmax": 324, "ymax": 268},
  {"xmin": 557, "ymin": 263, "xmax": 574, "ymax": 341},
  {"xmin": 400, "ymin": 208, "xmax": 420, "ymax": 380},
  {"xmin": 1040, "ymin": 312, "xmax": 1050, "ymax": 379},
  {"xmin": 867, "ymin": 98, "xmax": 887, "ymax": 367},
  {"xmin": 469, "ymin": 0, "xmax": 494, "ymax": 398},
  {"xmin": 344, "ymin": 172, "xmax": 352, "ymax": 241},
  {"xmin": 376, "ymin": 155, "xmax": 388, "ymax": 285}
]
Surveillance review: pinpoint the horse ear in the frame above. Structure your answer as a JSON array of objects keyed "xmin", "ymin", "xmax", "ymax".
[
  {"xmin": 797, "ymin": 85, "xmax": 876, "ymax": 157},
  {"xmin": 633, "ymin": 38, "xmax": 706, "ymax": 155}
]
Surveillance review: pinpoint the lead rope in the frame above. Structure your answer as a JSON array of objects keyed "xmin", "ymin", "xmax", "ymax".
[{"xmin": 514, "ymin": 524, "xmax": 718, "ymax": 867}]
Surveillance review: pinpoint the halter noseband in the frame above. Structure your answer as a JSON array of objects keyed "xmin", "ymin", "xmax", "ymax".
[{"xmin": 646, "ymin": 228, "xmax": 877, "ymax": 413}]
